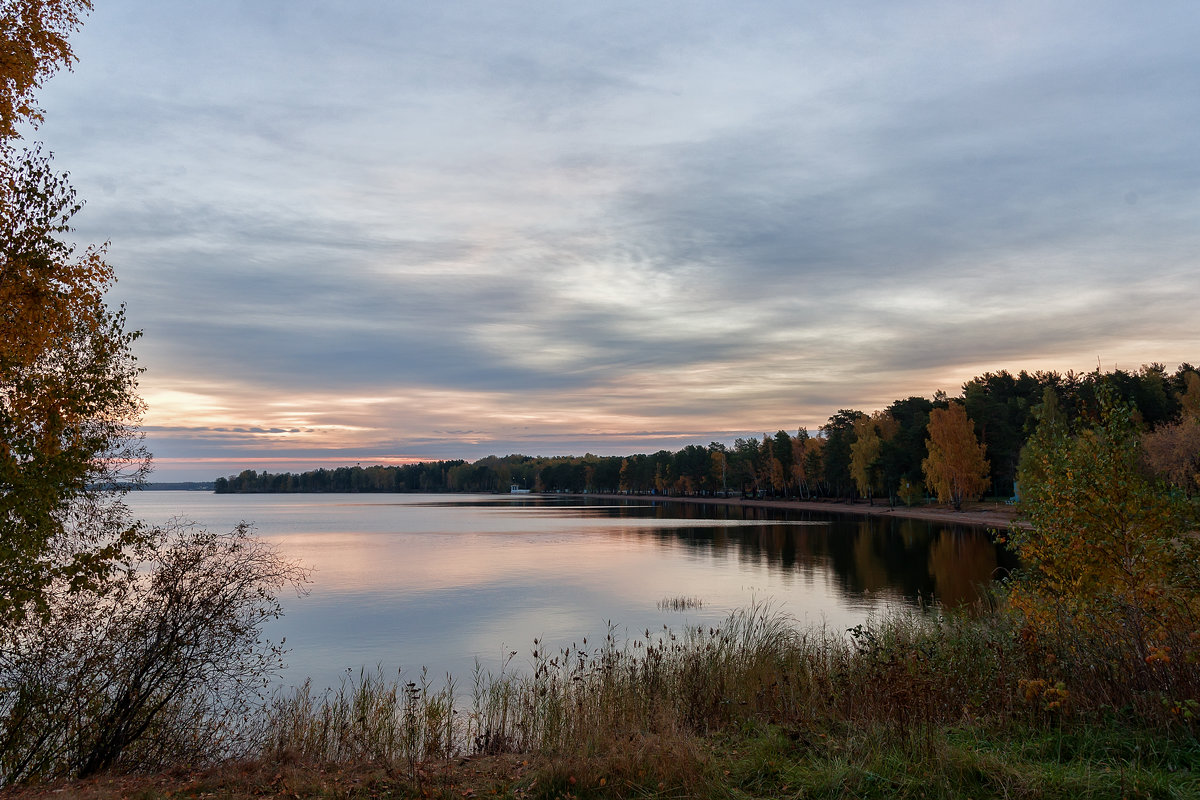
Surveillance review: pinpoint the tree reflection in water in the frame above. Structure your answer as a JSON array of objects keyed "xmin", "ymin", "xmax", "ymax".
[{"xmin": 596, "ymin": 498, "xmax": 1016, "ymax": 610}]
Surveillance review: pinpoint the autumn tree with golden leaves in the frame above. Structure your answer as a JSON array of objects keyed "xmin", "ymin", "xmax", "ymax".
[
  {"xmin": 2, "ymin": 0, "xmax": 148, "ymax": 621},
  {"xmin": 921, "ymin": 402, "xmax": 989, "ymax": 510},
  {"xmin": 0, "ymin": 0, "xmax": 91, "ymax": 138},
  {"xmin": 850, "ymin": 411, "xmax": 897, "ymax": 504},
  {"xmin": 2, "ymin": 7, "xmax": 309, "ymax": 780}
]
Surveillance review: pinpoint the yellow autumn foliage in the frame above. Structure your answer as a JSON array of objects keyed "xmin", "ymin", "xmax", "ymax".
[
  {"xmin": 1008, "ymin": 388, "xmax": 1200, "ymax": 686},
  {"xmin": 921, "ymin": 402, "xmax": 989, "ymax": 510},
  {"xmin": 2, "ymin": 0, "xmax": 148, "ymax": 621}
]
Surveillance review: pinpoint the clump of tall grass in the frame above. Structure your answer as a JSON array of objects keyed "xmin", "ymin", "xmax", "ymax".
[
  {"xmin": 261, "ymin": 602, "xmax": 803, "ymax": 767},
  {"xmin": 262, "ymin": 600, "xmax": 1035, "ymax": 771},
  {"xmin": 471, "ymin": 601, "xmax": 802, "ymax": 755},
  {"xmin": 263, "ymin": 666, "xmax": 457, "ymax": 775},
  {"xmin": 257, "ymin": 596, "xmax": 1200, "ymax": 800},
  {"xmin": 657, "ymin": 595, "xmax": 703, "ymax": 611}
]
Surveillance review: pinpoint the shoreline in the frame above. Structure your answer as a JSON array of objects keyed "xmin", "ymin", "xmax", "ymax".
[{"xmin": 565, "ymin": 492, "xmax": 1025, "ymax": 529}]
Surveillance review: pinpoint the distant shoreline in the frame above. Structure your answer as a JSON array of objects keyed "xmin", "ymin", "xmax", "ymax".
[{"xmin": 564, "ymin": 492, "xmax": 1024, "ymax": 530}]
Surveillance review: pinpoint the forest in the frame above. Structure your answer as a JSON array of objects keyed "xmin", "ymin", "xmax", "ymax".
[{"xmin": 216, "ymin": 362, "xmax": 1200, "ymax": 506}]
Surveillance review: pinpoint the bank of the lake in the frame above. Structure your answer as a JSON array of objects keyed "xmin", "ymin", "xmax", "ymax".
[
  {"xmin": 568, "ymin": 491, "xmax": 1027, "ymax": 530},
  {"xmin": 7, "ymin": 604, "xmax": 1196, "ymax": 800}
]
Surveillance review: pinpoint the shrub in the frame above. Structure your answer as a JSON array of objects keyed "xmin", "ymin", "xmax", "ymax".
[
  {"xmin": 0, "ymin": 521, "xmax": 308, "ymax": 786},
  {"xmin": 1008, "ymin": 387, "xmax": 1200, "ymax": 718}
]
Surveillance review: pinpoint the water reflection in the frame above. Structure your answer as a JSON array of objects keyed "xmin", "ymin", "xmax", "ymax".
[
  {"xmin": 123, "ymin": 492, "xmax": 1016, "ymax": 689},
  {"xmin": 401, "ymin": 494, "xmax": 1012, "ymax": 605},
  {"xmin": 584, "ymin": 500, "xmax": 1016, "ymax": 609}
]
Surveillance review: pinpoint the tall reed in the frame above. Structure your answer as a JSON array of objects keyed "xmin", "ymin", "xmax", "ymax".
[
  {"xmin": 259, "ymin": 598, "xmax": 1200, "ymax": 797},
  {"xmin": 261, "ymin": 600, "xmax": 1031, "ymax": 767},
  {"xmin": 263, "ymin": 666, "xmax": 457, "ymax": 768}
]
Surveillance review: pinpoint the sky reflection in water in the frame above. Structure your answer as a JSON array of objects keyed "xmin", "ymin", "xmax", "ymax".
[{"xmin": 125, "ymin": 492, "xmax": 1014, "ymax": 690}]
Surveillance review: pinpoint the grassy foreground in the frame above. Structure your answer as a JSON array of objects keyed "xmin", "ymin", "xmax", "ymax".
[{"xmin": 4, "ymin": 602, "xmax": 1197, "ymax": 800}]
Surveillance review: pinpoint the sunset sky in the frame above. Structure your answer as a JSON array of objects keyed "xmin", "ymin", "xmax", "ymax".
[{"xmin": 31, "ymin": 1, "xmax": 1200, "ymax": 481}]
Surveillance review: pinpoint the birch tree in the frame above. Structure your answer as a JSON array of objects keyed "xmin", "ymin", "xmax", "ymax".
[{"xmin": 921, "ymin": 402, "xmax": 989, "ymax": 510}]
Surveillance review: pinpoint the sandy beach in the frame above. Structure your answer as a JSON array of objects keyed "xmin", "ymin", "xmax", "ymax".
[{"xmin": 571, "ymin": 493, "xmax": 1026, "ymax": 530}]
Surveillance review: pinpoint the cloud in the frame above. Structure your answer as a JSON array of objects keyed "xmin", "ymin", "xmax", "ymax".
[{"xmin": 27, "ymin": 1, "xmax": 1200, "ymax": 478}]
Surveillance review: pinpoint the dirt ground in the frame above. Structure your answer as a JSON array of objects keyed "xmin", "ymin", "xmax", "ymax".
[{"xmin": 0, "ymin": 753, "xmax": 538, "ymax": 799}]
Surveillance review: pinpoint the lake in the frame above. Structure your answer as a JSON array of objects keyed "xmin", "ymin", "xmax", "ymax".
[{"xmin": 124, "ymin": 491, "xmax": 1015, "ymax": 691}]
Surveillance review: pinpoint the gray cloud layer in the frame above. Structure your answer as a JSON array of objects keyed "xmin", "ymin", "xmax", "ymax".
[{"xmin": 29, "ymin": 1, "xmax": 1200, "ymax": 478}]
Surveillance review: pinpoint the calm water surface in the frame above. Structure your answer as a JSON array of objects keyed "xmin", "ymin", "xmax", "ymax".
[{"xmin": 124, "ymin": 492, "xmax": 1014, "ymax": 690}]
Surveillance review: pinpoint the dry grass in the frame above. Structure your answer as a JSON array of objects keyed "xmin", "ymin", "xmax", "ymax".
[
  {"xmin": 5, "ymin": 601, "xmax": 1199, "ymax": 798},
  {"xmin": 260, "ymin": 600, "xmax": 1194, "ymax": 748},
  {"xmin": 245, "ymin": 599, "xmax": 1198, "ymax": 798},
  {"xmin": 263, "ymin": 602, "xmax": 802, "ymax": 761}
]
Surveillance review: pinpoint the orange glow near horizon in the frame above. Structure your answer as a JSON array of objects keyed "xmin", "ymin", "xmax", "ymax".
[{"xmin": 140, "ymin": 351, "xmax": 1200, "ymax": 482}]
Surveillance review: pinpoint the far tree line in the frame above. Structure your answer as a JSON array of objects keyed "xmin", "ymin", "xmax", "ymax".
[{"xmin": 215, "ymin": 363, "xmax": 1200, "ymax": 506}]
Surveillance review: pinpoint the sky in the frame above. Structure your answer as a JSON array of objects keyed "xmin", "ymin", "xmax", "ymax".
[{"xmin": 28, "ymin": 1, "xmax": 1200, "ymax": 481}]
